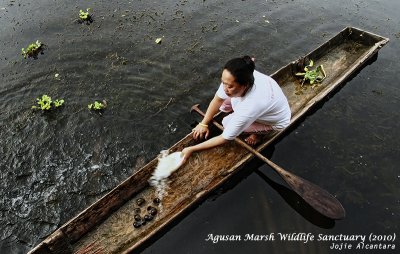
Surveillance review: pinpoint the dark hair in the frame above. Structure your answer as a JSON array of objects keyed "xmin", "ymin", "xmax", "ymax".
[{"xmin": 223, "ymin": 55, "xmax": 255, "ymax": 87}]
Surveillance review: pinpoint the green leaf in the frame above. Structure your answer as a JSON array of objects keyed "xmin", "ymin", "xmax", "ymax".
[
  {"xmin": 54, "ymin": 99, "xmax": 64, "ymax": 107},
  {"xmin": 79, "ymin": 8, "xmax": 91, "ymax": 20}
]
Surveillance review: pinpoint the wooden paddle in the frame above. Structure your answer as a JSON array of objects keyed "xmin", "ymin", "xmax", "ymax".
[{"xmin": 191, "ymin": 104, "xmax": 345, "ymax": 220}]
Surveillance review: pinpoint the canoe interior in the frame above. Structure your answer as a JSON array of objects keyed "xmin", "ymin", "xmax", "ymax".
[{"xmin": 28, "ymin": 27, "xmax": 388, "ymax": 254}]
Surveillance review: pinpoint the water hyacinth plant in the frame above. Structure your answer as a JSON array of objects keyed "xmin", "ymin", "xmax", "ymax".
[
  {"xmin": 32, "ymin": 95, "xmax": 64, "ymax": 111},
  {"xmin": 53, "ymin": 99, "xmax": 65, "ymax": 108},
  {"xmin": 295, "ymin": 59, "xmax": 326, "ymax": 86},
  {"xmin": 79, "ymin": 8, "xmax": 93, "ymax": 23},
  {"xmin": 21, "ymin": 40, "xmax": 44, "ymax": 59},
  {"xmin": 88, "ymin": 100, "xmax": 107, "ymax": 111}
]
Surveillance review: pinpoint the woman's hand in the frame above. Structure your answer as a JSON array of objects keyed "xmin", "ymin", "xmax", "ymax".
[
  {"xmin": 181, "ymin": 135, "xmax": 228, "ymax": 164},
  {"xmin": 181, "ymin": 147, "xmax": 194, "ymax": 164},
  {"xmin": 192, "ymin": 123, "xmax": 209, "ymax": 140}
]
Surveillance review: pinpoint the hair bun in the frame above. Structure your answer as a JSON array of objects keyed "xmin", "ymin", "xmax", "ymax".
[
  {"xmin": 224, "ymin": 56, "xmax": 255, "ymax": 86},
  {"xmin": 242, "ymin": 55, "xmax": 255, "ymax": 72}
]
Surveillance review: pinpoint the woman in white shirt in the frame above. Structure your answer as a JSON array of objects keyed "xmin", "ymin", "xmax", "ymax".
[{"xmin": 181, "ymin": 56, "xmax": 291, "ymax": 162}]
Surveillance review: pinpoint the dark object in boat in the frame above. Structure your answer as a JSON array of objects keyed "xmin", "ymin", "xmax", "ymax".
[
  {"xmin": 153, "ymin": 198, "xmax": 161, "ymax": 204},
  {"xmin": 133, "ymin": 221, "xmax": 141, "ymax": 228},
  {"xmin": 144, "ymin": 215, "xmax": 153, "ymax": 222},
  {"xmin": 149, "ymin": 207, "xmax": 158, "ymax": 216},
  {"xmin": 136, "ymin": 198, "xmax": 145, "ymax": 206},
  {"xmin": 134, "ymin": 214, "xmax": 141, "ymax": 222},
  {"xmin": 134, "ymin": 208, "xmax": 141, "ymax": 214},
  {"xmin": 147, "ymin": 206, "xmax": 154, "ymax": 211}
]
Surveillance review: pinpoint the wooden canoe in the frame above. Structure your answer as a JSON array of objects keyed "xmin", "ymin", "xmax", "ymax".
[{"xmin": 28, "ymin": 27, "xmax": 388, "ymax": 254}]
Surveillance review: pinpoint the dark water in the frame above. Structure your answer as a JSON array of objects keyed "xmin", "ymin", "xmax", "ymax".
[{"xmin": 0, "ymin": 0, "xmax": 399, "ymax": 253}]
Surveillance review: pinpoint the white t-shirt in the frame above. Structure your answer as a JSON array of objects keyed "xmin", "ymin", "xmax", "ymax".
[{"xmin": 216, "ymin": 70, "xmax": 291, "ymax": 140}]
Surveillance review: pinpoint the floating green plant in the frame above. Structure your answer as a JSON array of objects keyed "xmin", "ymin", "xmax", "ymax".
[
  {"xmin": 79, "ymin": 9, "xmax": 90, "ymax": 20},
  {"xmin": 53, "ymin": 99, "xmax": 65, "ymax": 108},
  {"xmin": 32, "ymin": 95, "xmax": 64, "ymax": 111},
  {"xmin": 88, "ymin": 100, "xmax": 107, "ymax": 111},
  {"xmin": 21, "ymin": 40, "xmax": 43, "ymax": 59},
  {"xmin": 78, "ymin": 8, "xmax": 93, "ymax": 24},
  {"xmin": 295, "ymin": 60, "xmax": 326, "ymax": 86}
]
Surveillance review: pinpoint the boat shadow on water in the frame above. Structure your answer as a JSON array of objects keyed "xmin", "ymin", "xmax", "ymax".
[
  {"xmin": 207, "ymin": 143, "xmax": 336, "ymax": 229},
  {"xmin": 254, "ymin": 165, "xmax": 336, "ymax": 229}
]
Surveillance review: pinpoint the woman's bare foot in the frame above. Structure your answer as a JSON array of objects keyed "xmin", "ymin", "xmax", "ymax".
[{"xmin": 244, "ymin": 134, "xmax": 261, "ymax": 146}]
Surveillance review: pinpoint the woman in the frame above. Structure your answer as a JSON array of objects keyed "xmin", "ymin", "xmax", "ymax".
[{"xmin": 181, "ymin": 56, "xmax": 291, "ymax": 162}]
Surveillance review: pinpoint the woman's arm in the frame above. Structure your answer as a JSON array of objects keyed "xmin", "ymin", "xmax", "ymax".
[
  {"xmin": 193, "ymin": 95, "xmax": 224, "ymax": 140},
  {"xmin": 181, "ymin": 134, "xmax": 228, "ymax": 163},
  {"xmin": 202, "ymin": 95, "xmax": 225, "ymax": 125}
]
